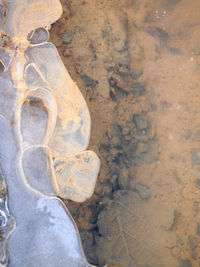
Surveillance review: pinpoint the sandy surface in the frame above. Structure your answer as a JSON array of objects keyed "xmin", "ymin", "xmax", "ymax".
[{"xmin": 51, "ymin": 0, "xmax": 200, "ymax": 266}]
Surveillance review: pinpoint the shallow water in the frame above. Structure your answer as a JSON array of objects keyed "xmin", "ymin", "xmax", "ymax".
[{"xmin": 50, "ymin": 0, "xmax": 200, "ymax": 266}]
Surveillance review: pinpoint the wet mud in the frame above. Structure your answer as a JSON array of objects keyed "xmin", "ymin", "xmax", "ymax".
[{"xmin": 51, "ymin": 0, "xmax": 200, "ymax": 266}]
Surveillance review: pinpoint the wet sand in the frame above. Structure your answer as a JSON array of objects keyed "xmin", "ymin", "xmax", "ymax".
[{"xmin": 51, "ymin": 0, "xmax": 200, "ymax": 266}]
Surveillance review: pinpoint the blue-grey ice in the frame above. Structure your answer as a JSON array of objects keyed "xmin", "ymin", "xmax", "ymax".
[{"xmin": 0, "ymin": 0, "xmax": 100, "ymax": 266}]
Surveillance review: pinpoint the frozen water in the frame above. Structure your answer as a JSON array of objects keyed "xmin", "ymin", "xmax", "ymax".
[{"xmin": 0, "ymin": 0, "xmax": 100, "ymax": 266}]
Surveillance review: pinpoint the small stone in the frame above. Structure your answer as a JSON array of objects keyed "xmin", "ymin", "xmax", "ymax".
[
  {"xmin": 112, "ymin": 136, "xmax": 121, "ymax": 148},
  {"xmin": 132, "ymin": 82, "xmax": 146, "ymax": 97},
  {"xmin": 117, "ymin": 56, "xmax": 130, "ymax": 66},
  {"xmin": 133, "ymin": 114, "xmax": 150, "ymax": 130},
  {"xmin": 62, "ymin": 32, "xmax": 73, "ymax": 44},
  {"xmin": 151, "ymin": 104, "xmax": 157, "ymax": 111},
  {"xmin": 84, "ymin": 76, "xmax": 93, "ymax": 87},
  {"xmin": 195, "ymin": 178, "xmax": 200, "ymax": 189},
  {"xmin": 63, "ymin": 48, "xmax": 72, "ymax": 57},
  {"xmin": 118, "ymin": 64, "xmax": 130, "ymax": 76},
  {"xmin": 134, "ymin": 183, "xmax": 151, "ymax": 199},
  {"xmin": 123, "ymin": 139, "xmax": 137, "ymax": 157}
]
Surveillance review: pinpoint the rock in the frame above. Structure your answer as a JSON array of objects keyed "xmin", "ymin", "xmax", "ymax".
[
  {"xmin": 178, "ymin": 259, "xmax": 192, "ymax": 267},
  {"xmin": 133, "ymin": 114, "xmax": 150, "ymax": 130},
  {"xmin": 108, "ymin": 73, "xmax": 129, "ymax": 93},
  {"xmin": 62, "ymin": 32, "xmax": 73, "ymax": 44},
  {"xmin": 134, "ymin": 183, "xmax": 151, "ymax": 199},
  {"xmin": 84, "ymin": 76, "xmax": 93, "ymax": 87},
  {"xmin": 108, "ymin": 75, "xmax": 129, "ymax": 96},
  {"xmin": 80, "ymin": 231, "xmax": 96, "ymax": 264},
  {"xmin": 132, "ymin": 82, "xmax": 146, "ymax": 97},
  {"xmin": 63, "ymin": 48, "xmax": 72, "ymax": 57},
  {"xmin": 188, "ymin": 235, "xmax": 197, "ymax": 250},
  {"xmin": 112, "ymin": 136, "xmax": 121, "ymax": 148}
]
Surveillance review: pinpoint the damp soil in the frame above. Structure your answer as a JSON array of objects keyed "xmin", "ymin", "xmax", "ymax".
[{"xmin": 51, "ymin": 0, "xmax": 200, "ymax": 266}]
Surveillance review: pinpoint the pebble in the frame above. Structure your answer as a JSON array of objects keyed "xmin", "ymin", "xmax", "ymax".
[
  {"xmin": 132, "ymin": 82, "xmax": 146, "ymax": 97},
  {"xmin": 62, "ymin": 32, "xmax": 73, "ymax": 44},
  {"xmin": 109, "ymin": 73, "xmax": 129, "ymax": 93},
  {"xmin": 133, "ymin": 114, "xmax": 150, "ymax": 131},
  {"xmin": 112, "ymin": 136, "xmax": 121, "ymax": 148},
  {"xmin": 195, "ymin": 178, "xmax": 200, "ymax": 189},
  {"xmin": 136, "ymin": 142, "xmax": 149, "ymax": 154},
  {"xmin": 134, "ymin": 183, "xmax": 151, "ymax": 199},
  {"xmin": 84, "ymin": 75, "xmax": 93, "ymax": 87}
]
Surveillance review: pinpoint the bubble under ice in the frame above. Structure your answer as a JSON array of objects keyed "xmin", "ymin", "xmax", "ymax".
[{"xmin": 0, "ymin": 1, "xmax": 100, "ymax": 266}]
